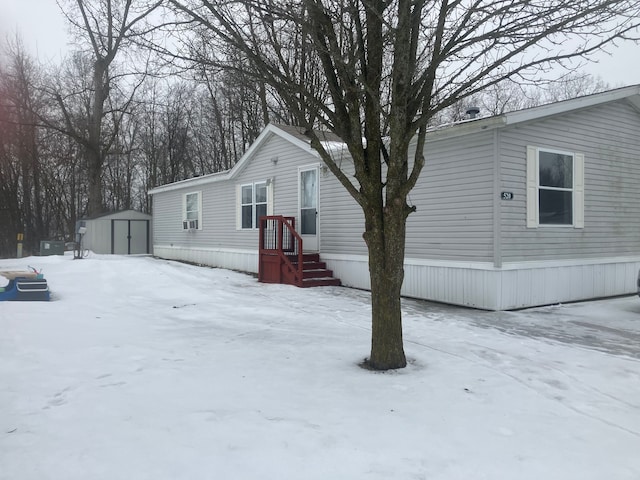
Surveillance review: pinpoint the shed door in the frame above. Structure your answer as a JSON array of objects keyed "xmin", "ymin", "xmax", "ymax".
[
  {"xmin": 112, "ymin": 219, "xmax": 149, "ymax": 254},
  {"xmin": 129, "ymin": 221, "xmax": 149, "ymax": 254},
  {"xmin": 112, "ymin": 220, "xmax": 129, "ymax": 254}
]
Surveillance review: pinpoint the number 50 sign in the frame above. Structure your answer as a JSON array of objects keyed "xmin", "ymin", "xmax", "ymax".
[{"xmin": 501, "ymin": 192, "xmax": 514, "ymax": 200}]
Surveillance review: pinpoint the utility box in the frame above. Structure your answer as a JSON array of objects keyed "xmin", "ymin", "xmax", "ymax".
[{"xmin": 40, "ymin": 240, "xmax": 65, "ymax": 256}]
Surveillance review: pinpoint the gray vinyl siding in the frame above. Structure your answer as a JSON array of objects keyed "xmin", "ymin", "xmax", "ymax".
[
  {"xmin": 319, "ymin": 158, "xmax": 366, "ymax": 255},
  {"xmin": 152, "ymin": 183, "xmax": 235, "ymax": 248},
  {"xmin": 405, "ymin": 131, "xmax": 495, "ymax": 261},
  {"xmin": 152, "ymin": 133, "xmax": 319, "ymax": 250},
  {"xmin": 151, "ymin": 191, "xmax": 180, "ymax": 246},
  {"xmin": 499, "ymin": 100, "xmax": 640, "ymax": 262},
  {"xmin": 319, "ymin": 131, "xmax": 496, "ymax": 261},
  {"xmin": 229, "ymin": 132, "xmax": 316, "ymax": 245}
]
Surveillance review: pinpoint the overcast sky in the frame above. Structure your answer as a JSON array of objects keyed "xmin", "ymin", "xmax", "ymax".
[{"xmin": 2, "ymin": 0, "xmax": 640, "ymax": 87}]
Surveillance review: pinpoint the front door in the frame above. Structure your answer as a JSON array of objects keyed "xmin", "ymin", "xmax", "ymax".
[{"xmin": 299, "ymin": 166, "xmax": 319, "ymax": 251}]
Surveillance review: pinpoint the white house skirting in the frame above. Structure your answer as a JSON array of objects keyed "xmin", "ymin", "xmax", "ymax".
[
  {"xmin": 153, "ymin": 245, "xmax": 259, "ymax": 274},
  {"xmin": 153, "ymin": 245, "xmax": 640, "ymax": 310},
  {"xmin": 322, "ymin": 253, "xmax": 640, "ymax": 310}
]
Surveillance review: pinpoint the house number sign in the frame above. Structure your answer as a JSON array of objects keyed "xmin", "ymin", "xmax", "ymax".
[{"xmin": 501, "ymin": 191, "xmax": 514, "ymax": 200}]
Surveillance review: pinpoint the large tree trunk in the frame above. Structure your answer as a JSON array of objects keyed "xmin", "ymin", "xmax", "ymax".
[
  {"xmin": 363, "ymin": 184, "xmax": 408, "ymax": 370},
  {"xmin": 87, "ymin": 60, "xmax": 108, "ymax": 216},
  {"xmin": 87, "ymin": 147, "xmax": 103, "ymax": 215},
  {"xmin": 366, "ymin": 228, "xmax": 407, "ymax": 369}
]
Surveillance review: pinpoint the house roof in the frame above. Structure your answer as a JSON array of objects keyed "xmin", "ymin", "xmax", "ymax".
[
  {"xmin": 503, "ymin": 83, "xmax": 640, "ymax": 125},
  {"xmin": 426, "ymin": 83, "xmax": 640, "ymax": 140},
  {"xmin": 273, "ymin": 123, "xmax": 344, "ymax": 144},
  {"xmin": 149, "ymin": 84, "xmax": 640, "ymax": 195}
]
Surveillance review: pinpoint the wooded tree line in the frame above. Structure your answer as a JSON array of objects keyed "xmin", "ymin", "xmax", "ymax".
[{"xmin": 0, "ymin": 40, "xmax": 286, "ymax": 256}]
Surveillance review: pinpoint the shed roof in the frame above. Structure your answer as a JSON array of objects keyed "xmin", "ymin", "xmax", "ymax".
[{"xmin": 80, "ymin": 209, "xmax": 152, "ymax": 221}]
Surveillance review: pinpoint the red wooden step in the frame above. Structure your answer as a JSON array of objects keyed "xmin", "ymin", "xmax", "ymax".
[
  {"xmin": 302, "ymin": 268, "xmax": 335, "ymax": 279},
  {"xmin": 300, "ymin": 261, "xmax": 327, "ymax": 270},
  {"xmin": 287, "ymin": 253, "xmax": 321, "ymax": 264},
  {"xmin": 301, "ymin": 277, "xmax": 342, "ymax": 287}
]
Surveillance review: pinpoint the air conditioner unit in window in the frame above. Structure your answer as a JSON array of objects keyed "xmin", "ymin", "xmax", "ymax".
[{"xmin": 183, "ymin": 219, "xmax": 198, "ymax": 231}]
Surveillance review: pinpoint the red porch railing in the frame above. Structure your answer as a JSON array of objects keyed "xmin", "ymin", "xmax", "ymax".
[{"xmin": 258, "ymin": 215, "xmax": 304, "ymax": 286}]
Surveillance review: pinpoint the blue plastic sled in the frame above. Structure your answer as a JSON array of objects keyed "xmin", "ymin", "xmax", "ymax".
[{"xmin": 0, "ymin": 271, "xmax": 50, "ymax": 301}]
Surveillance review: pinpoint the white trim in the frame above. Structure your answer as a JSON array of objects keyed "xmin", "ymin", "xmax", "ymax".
[
  {"xmin": 526, "ymin": 145, "xmax": 538, "ymax": 228},
  {"xmin": 504, "ymin": 85, "xmax": 640, "ymax": 126},
  {"xmin": 573, "ymin": 153, "xmax": 585, "ymax": 229},
  {"xmin": 239, "ymin": 183, "xmax": 254, "ymax": 230},
  {"xmin": 150, "ymin": 171, "xmax": 228, "ymax": 195},
  {"xmin": 321, "ymin": 252, "xmax": 640, "ymax": 271},
  {"xmin": 238, "ymin": 181, "xmax": 271, "ymax": 230},
  {"xmin": 235, "ymin": 184, "xmax": 242, "ymax": 230},
  {"xmin": 537, "ymin": 147, "xmax": 575, "ymax": 227},
  {"xmin": 500, "ymin": 255, "xmax": 640, "ymax": 270},
  {"xmin": 527, "ymin": 146, "xmax": 584, "ymax": 228},
  {"xmin": 267, "ymin": 182, "xmax": 274, "ymax": 216},
  {"xmin": 154, "ymin": 244, "xmax": 255, "ymax": 256},
  {"xmin": 298, "ymin": 164, "xmax": 321, "ymax": 251},
  {"xmin": 254, "ymin": 181, "xmax": 268, "ymax": 227}
]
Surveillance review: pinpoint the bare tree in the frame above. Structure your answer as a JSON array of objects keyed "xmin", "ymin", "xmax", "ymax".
[
  {"xmin": 167, "ymin": 0, "xmax": 640, "ymax": 369},
  {"xmin": 0, "ymin": 40, "xmax": 47, "ymax": 255},
  {"xmin": 50, "ymin": 0, "xmax": 162, "ymax": 216},
  {"xmin": 0, "ymin": 38, "xmax": 88, "ymax": 255},
  {"xmin": 440, "ymin": 74, "xmax": 611, "ymax": 122},
  {"xmin": 542, "ymin": 73, "xmax": 611, "ymax": 103}
]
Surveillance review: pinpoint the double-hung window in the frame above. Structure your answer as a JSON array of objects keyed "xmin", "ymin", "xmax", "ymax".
[
  {"xmin": 241, "ymin": 185, "xmax": 253, "ymax": 229},
  {"xmin": 526, "ymin": 146, "xmax": 584, "ymax": 228},
  {"xmin": 238, "ymin": 181, "xmax": 270, "ymax": 229},
  {"xmin": 183, "ymin": 191, "xmax": 202, "ymax": 230}
]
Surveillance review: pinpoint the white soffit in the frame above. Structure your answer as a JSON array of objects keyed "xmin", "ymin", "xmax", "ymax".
[{"xmin": 504, "ymin": 84, "xmax": 640, "ymax": 126}]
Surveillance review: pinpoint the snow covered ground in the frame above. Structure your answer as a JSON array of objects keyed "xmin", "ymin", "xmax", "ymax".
[{"xmin": 1, "ymin": 253, "xmax": 639, "ymax": 480}]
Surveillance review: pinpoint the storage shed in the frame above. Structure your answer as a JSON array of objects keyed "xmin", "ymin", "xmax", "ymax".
[{"xmin": 77, "ymin": 210, "xmax": 152, "ymax": 255}]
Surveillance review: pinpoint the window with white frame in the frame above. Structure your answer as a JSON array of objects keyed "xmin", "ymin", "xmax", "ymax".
[
  {"xmin": 526, "ymin": 146, "xmax": 584, "ymax": 228},
  {"xmin": 254, "ymin": 182, "xmax": 268, "ymax": 227},
  {"xmin": 241, "ymin": 184, "xmax": 253, "ymax": 229},
  {"xmin": 238, "ymin": 181, "xmax": 271, "ymax": 229},
  {"xmin": 183, "ymin": 191, "xmax": 202, "ymax": 230}
]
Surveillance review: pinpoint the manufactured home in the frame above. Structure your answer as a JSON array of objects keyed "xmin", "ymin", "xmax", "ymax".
[{"xmin": 149, "ymin": 85, "xmax": 640, "ymax": 310}]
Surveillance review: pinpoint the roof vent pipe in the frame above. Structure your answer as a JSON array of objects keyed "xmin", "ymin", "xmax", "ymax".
[{"xmin": 466, "ymin": 106, "xmax": 480, "ymax": 119}]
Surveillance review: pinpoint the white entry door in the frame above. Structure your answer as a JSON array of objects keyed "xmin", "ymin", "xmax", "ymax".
[{"xmin": 299, "ymin": 166, "xmax": 319, "ymax": 251}]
